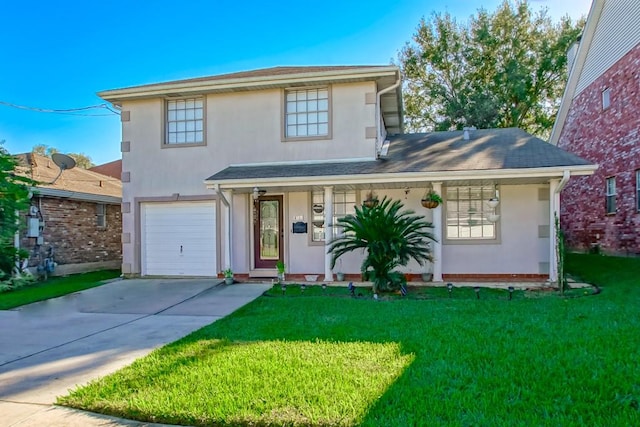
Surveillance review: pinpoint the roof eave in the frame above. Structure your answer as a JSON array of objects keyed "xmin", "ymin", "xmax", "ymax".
[
  {"xmin": 98, "ymin": 66, "xmax": 399, "ymax": 102},
  {"xmin": 204, "ymin": 164, "xmax": 598, "ymax": 189},
  {"xmin": 549, "ymin": 0, "xmax": 605, "ymax": 145},
  {"xmin": 33, "ymin": 187, "xmax": 122, "ymax": 204}
]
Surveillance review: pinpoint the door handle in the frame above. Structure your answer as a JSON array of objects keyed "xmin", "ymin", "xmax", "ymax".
[{"xmin": 180, "ymin": 245, "xmax": 183, "ymax": 254}]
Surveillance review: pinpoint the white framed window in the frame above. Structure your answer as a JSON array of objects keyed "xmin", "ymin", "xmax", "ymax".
[
  {"xmin": 285, "ymin": 88, "xmax": 329, "ymax": 138},
  {"xmin": 166, "ymin": 98, "xmax": 204, "ymax": 145},
  {"xmin": 96, "ymin": 203, "xmax": 106, "ymax": 228},
  {"xmin": 637, "ymin": 170, "xmax": 640, "ymax": 211},
  {"xmin": 602, "ymin": 88, "xmax": 611, "ymax": 110},
  {"xmin": 606, "ymin": 176, "xmax": 616, "ymax": 214},
  {"xmin": 311, "ymin": 190, "xmax": 356, "ymax": 242},
  {"xmin": 445, "ymin": 186, "xmax": 496, "ymax": 240}
]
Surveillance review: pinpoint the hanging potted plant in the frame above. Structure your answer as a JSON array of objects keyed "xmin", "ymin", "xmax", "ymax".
[
  {"xmin": 363, "ymin": 190, "xmax": 379, "ymax": 208},
  {"xmin": 421, "ymin": 189, "xmax": 442, "ymax": 209}
]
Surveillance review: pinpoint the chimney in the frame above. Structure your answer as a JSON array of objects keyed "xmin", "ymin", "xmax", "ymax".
[
  {"xmin": 567, "ymin": 35, "xmax": 582, "ymax": 73},
  {"xmin": 463, "ymin": 126, "xmax": 476, "ymax": 140}
]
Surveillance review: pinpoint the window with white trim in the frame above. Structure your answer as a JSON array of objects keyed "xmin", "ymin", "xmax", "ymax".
[
  {"xmin": 445, "ymin": 186, "xmax": 496, "ymax": 239},
  {"xmin": 637, "ymin": 170, "xmax": 640, "ymax": 211},
  {"xmin": 311, "ymin": 190, "xmax": 356, "ymax": 242},
  {"xmin": 96, "ymin": 203, "xmax": 106, "ymax": 228},
  {"xmin": 285, "ymin": 88, "xmax": 329, "ymax": 138},
  {"xmin": 602, "ymin": 88, "xmax": 611, "ymax": 110},
  {"xmin": 606, "ymin": 176, "xmax": 616, "ymax": 214},
  {"xmin": 166, "ymin": 98, "xmax": 204, "ymax": 144}
]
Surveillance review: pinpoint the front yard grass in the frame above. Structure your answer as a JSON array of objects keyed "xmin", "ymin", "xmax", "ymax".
[
  {"xmin": 0, "ymin": 269, "xmax": 120, "ymax": 310},
  {"xmin": 59, "ymin": 254, "xmax": 640, "ymax": 426}
]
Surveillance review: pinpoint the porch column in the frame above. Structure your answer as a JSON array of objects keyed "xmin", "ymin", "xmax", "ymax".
[
  {"xmin": 432, "ymin": 182, "xmax": 443, "ymax": 282},
  {"xmin": 549, "ymin": 179, "xmax": 560, "ymax": 283},
  {"xmin": 224, "ymin": 189, "xmax": 233, "ymax": 271},
  {"xmin": 324, "ymin": 186, "xmax": 334, "ymax": 282}
]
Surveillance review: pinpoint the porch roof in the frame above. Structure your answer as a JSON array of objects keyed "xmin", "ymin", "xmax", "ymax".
[{"xmin": 205, "ymin": 128, "xmax": 596, "ymax": 188}]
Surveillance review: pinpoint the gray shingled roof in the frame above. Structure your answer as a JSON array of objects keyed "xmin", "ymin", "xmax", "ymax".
[{"xmin": 206, "ymin": 128, "xmax": 593, "ymax": 182}]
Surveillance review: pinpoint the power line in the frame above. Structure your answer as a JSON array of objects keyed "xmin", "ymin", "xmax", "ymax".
[{"xmin": 0, "ymin": 100, "xmax": 120, "ymax": 116}]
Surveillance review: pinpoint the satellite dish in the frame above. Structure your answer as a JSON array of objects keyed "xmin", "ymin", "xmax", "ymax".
[
  {"xmin": 52, "ymin": 153, "xmax": 76, "ymax": 171},
  {"xmin": 48, "ymin": 153, "xmax": 76, "ymax": 184}
]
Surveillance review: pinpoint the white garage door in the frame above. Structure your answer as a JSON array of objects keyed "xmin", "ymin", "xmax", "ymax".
[{"xmin": 141, "ymin": 201, "xmax": 217, "ymax": 276}]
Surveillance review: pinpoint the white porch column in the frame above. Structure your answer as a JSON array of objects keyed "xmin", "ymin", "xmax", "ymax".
[
  {"xmin": 324, "ymin": 186, "xmax": 334, "ymax": 281},
  {"xmin": 549, "ymin": 179, "xmax": 560, "ymax": 283},
  {"xmin": 432, "ymin": 182, "xmax": 443, "ymax": 282},
  {"xmin": 224, "ymin": 189, "xmax": 233, "ymax": 271}
]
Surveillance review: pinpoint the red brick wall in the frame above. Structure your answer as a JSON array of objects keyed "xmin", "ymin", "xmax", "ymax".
[
  {"xmin": 20, "ymin": 197, "xmax": 122, "ymax": 267},
  {"xmin": 558, "ymin": 43, "xmax": 640, "ymax": 254}
]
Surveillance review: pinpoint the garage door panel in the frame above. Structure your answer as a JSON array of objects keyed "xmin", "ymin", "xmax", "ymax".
[{"xmin": 141, "ymin": 202, "xmax": 217, "ymax": 276}]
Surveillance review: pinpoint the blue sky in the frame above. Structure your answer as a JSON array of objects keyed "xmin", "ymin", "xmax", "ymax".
[{"xmin": 1, "ymin": 0, "xmax": 591, "ymax": 165}]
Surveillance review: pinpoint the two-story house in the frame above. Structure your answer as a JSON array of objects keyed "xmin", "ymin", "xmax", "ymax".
[
  {"xmin": 550, "ymin": 0, "xmax": 640, "ymax": 255},
  {"xmin": 99, "ymin": 65, "xmax": 595, "ymax": 283}
]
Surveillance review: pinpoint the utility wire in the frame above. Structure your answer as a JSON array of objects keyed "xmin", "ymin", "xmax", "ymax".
[{"xmin": 0, "ymin": 100, "xmax": 120, "ymax": 116}]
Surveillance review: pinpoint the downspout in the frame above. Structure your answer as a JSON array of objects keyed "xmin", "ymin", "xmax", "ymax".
[
  {"xmin": 555, "ymin": 170, "xmax": 571, "ymax": 193},
  {"xmin": 375, "ymin": 71, "xmax": 401, "ymax": 158},
  {"xmin": 216, "ymin": 184, "xmax": 232, "ymax": 271}
]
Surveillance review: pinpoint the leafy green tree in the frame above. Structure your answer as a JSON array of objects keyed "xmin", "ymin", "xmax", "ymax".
[
  {"xmin": 399, "ymin": 0, "xmax": 584, "ymax": 137},
  {"xmin": 31, "ymin": 144, "xmax": 94, "ymax": 169},
  {"xmin": 328, "ymin": 197, "xmax": 436, "ymax": 293},
  {"xmin": 0, "ymin": 142, "xmax": 34, "ymax": 280}
]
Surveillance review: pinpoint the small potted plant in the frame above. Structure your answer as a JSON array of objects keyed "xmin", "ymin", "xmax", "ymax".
[
  {"xmin": 276, "ymin": 260, "xmax": 286, "ymax": 281},
  {"xmin": 363, "ymin": 190, "xmax": 379, "ymax": 208},
  {"xmin": 223, "ymin": 268, "xmax": 234, "ymax": 285},
  {"xmin": 421, "ymin": 190, "xmax": 442, "ymax": 209}
]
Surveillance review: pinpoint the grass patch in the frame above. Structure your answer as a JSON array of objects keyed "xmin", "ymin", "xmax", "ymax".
[
  {"xmin": 60, "ymin": 255, "xmax": 640, "ymax": 426},
  {"xmin": 0, "ymin": 269, "xmax": 120, "ymax": 310}
]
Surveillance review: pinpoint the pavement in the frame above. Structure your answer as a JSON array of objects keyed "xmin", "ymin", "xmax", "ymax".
[{"xmin": 0, "ymin": 279, "xmax": 271, "ymax": 426}]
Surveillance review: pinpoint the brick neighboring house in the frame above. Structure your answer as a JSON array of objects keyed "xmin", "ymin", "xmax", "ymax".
[
  {"xmin": 15, "ymin": 153, "xmax": 122, "ymax": 275},
  {"xmin": 550, "ymin": 0, "xmax": 640, "ymax": 255},
  {"xmin": 90, "ymin": 159, "xmax": 122, "ymax": 180}
]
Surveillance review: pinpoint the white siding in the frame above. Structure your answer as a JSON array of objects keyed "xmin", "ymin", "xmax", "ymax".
[{"xmin": 575, "ymin": 0, "xmax": 640, "ymax": 96}]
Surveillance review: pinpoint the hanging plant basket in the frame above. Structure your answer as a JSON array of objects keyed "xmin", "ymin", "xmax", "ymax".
[
  {"xmin": 421, "ymin": 199, "xmax": 439, "ymax": 209},
  {"xmin": 312, "ymin": 204, "xmax": 324, "ymax": 214},
  {"xmin": 312, "ymin": 220, "xmax": 324, "ymax": 228},
  {"xmin": 363, "ymin": 190, "xmax": 379, "ymax": 208}
]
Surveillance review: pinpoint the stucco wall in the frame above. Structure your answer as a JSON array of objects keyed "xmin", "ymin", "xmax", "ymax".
[
  {"xmin": 224, "ymin": 185, "xmax": 548, "ymax": 277},
  {"xmin": 120, "ymin": 82, "xmax": 378, "ymax": 274},
  {"xmin": 558, "ymin": 43, "xmax": 640, "ymax": 254}
]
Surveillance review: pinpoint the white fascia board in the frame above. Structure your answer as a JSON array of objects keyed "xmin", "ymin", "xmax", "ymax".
[
  {"xmin": 33, "ymin": 187, "xmax": 121, "ymax": 204},
  {"xmin": 99, "ymin": 67, "xmax": 399, "ymax": 102},
  {"xmin": 230, "ymin": 157, "xmax": 376, "ymax": 167},
  {"xmin": 549, "ymin": 0, "xmax": 605, "ymax": 145},
  {"xmin": 204, "ymin": 165, "xmax": 598, "ymax": 190}
]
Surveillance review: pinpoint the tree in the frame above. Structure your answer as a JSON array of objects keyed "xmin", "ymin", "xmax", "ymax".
[
  {"xmin": 328, "ymin": 197, "xmax": 436, "ymax": 293},
  {"xmin": 399, "ymin": 0, "xmax": 584, "ymax": 137},
  {"xmin": 31, "ymin": 144, "xmax": 94, "ymax": 169},
  {"xmin": 0, "ymin": 141, "xmax": 34, "ymax": 280}
]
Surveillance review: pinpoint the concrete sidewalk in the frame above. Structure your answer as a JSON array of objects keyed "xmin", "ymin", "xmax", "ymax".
[{"xmin": 0, "ymin": 279, "xmax": 271, "ymax": 426}]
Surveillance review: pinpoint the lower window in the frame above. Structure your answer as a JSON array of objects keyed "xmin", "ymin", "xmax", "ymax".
[
  {"xmin": 311, "ymin": 191, "xmax": 356, "ymax": 242},
  {"xmin": 606, "ymin": 177, "xmax": 616, "ymax": 214},
  {"xmin": 445, "ymin": 186, "xmax": 496, "ymax": 240}
]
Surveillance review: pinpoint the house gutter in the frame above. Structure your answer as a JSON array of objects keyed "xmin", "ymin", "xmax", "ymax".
[
  {"xmin": 32, "ymin": 187, "xmax": 121, "ymax": 204},
  {"xmin": 375, "ymin": 72, "xmax": 401, "ymax": 158}
]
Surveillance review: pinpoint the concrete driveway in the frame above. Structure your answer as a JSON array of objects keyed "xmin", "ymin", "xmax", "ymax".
[{"xmin": 0, "ymin": 279, "xmax": 271, "ymax": 426}]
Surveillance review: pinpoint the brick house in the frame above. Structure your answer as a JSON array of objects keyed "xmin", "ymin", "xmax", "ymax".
[
  {"xmin": 16, "ymin": 153, "xmax": 122, "ymax": 275},
  {"xmin": 550, "ymin": 0, "xmax": 640, "ymax": 255}
]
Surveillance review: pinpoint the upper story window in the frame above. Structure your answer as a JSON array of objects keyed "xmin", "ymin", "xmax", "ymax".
[
  {"xmin": 96, "ymin": 203, "xmax": 106, "ymax": 228},
  {"xmin": 445, "ymin": 186, "xmax": 496, "ymax": 240},
  {"xmin": 311, "ymin": 190, "xmax": 356, "ymax": 243},
  {"xmin": 166, "ymin": 98, "xmax": 204, "ymax": 145},
  {"xmin": 602, "ymin": 88, "xmax": 611, "ymax": 110},
  {"xmin": 606, "ymin": 176, "xmax": 616, "ymax": 214},
  {"xmin": 285, "ymin": 88, "xmax": 329, "ymax": 139}
]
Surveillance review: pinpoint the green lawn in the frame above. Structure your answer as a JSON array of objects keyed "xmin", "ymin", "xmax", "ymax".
[
  {"xmin": 0, "ymin": 270, "xmax": 120, "ymax": 310},
  {"xmin": 59, "ymin": 254, "xmax": 640, "ymax": 426}
]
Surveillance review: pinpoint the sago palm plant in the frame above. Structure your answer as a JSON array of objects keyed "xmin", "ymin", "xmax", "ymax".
[{"xmin": 328, "ymin": 197, "xmax": 436, "ymax": 293}]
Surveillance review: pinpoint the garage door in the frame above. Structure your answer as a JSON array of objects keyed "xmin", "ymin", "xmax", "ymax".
[{"xmin": 141, "ymin": 201, "xmax": 217, "ymax": 276}]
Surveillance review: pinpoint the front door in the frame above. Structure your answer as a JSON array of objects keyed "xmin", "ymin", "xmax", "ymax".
[{"xmin": 254, "ymin": 195, "xmax": 283, "ymax": 269}]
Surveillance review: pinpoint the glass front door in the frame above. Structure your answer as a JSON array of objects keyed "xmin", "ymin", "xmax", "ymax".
[{"xmin": 254, "ymin": 196, "xmax": 283, "ymax": 269}]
